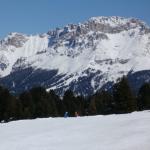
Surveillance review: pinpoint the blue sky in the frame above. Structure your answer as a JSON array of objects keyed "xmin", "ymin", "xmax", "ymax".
[{"xmin": 0, "ymin": 0, "xmax": 149, "ymax": 38}]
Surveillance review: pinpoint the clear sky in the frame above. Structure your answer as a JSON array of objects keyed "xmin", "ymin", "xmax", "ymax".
[{"xmin": 0, "ymin": 0, "xmax": 150, "ymax": 38}]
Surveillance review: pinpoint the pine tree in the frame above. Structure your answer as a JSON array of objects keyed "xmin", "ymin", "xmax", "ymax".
[
  {"xmin": 0, "ymin": 86, "xmax": 17, "ymax": 122},
  {"xmin": 138, "ymin": 83, "xmax": 150, "ymax": 110},
  {"xmin": 29, "ymin": 87, "xmax": 58, "ymax": 118},
  {"xmin": 75, "ymin": 96, "xmax": 85, "ymax": 116},
  {"xmin": 47, "ymin": 90, "xmax": 58, "ymax": 117},
  {"xmin": 63, "ymin": 90, "xmax": 76, "ymax": 116},
  {"xmin": 95, "ymin": 90, "xmax": 113, "ymax": 115},
  {"xmin": 29, "ymin": 87, "xmax": 48, "ymax": 118},
  {"xmin": 89, "ymin": 97, "xmax": 97, "ymax": 115},
  {"xmin": 19, "ymin": 91, "xmax": 35, "ymax": 119},
  {"xmin": 113, "ymin": 76, "xmax": 137, "ymax": 113},
  {"xmin": 15, "ymin": 97, "xmax": 23, "ymax": 120}
]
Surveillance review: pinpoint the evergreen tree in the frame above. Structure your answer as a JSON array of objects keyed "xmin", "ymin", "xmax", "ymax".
[
  {"xmin": 0, "ymin": 86, "xmax": 17, "ymax": 122},
  {"xmin": 29, "ymin": 87, "xmax": 47, "ymax": 117},
  {"xmin": 63, "ymin": 90, "xmax": 76, "ymax": 116},
  {"xmin": 29, "ymin": 87, "xmax": 58, "ymax": 118},
  {"xmin": 75, "ymin": 96, "xmax": 85, "ymax": 116},
  {"xmin": 113, "ymin": 76, "xmax": 137, "ymax": 113},
  {"xmin": 138, "ymin": 83, "xmax": 150, "ymax": 110},
  {"xmin": 15, "ymin": 97, "xmax": 23, "ymax": 120},
  {"xmin": 89, "ymin": 96, "xmax": 97, "ymax": 115},
  {"xmin": 95, "ymin": 90, "xmax": 113, "ymax": 115},
  {"xmin": 47, "ymin": 90, "xmax": 58, "ymax": 117},
  {"xmin": 19, "ymin": 91, "xmax": 35, "ymax": 119}
]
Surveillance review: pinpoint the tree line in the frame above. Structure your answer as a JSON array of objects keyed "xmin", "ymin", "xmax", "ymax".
[{"xmin": 0, "ymin": 76, "xmax": 150, "ymax": 122}]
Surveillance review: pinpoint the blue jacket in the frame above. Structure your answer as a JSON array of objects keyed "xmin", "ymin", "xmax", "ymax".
[{"xmin": 64, "ymin": 112, "xmax": 68, "ymax": 118}]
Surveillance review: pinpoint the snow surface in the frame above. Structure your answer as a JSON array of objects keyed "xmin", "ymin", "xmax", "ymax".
[{"xmin": 0, "ymin": 111, "xmax": 150, "ymax": 150}]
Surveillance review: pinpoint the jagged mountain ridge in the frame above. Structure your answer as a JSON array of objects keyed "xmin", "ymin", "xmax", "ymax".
[{"xmin": 0, "ymin": 16, "xmax": 150, "ymax": 95}]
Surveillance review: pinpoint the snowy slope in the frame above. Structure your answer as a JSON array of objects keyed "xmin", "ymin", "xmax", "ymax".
[
  {"xmin": 0, "ymin": 16, "xmax": 150, "ymax": 95},
  {"xmin": 0, "ymin": 111, "xmax": 150, "ymax": 150}
]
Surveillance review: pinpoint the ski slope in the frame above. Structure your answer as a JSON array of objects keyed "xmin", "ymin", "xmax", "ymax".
[{"xmin": 0, "ymin": 111, "xmax": 150, "ymax": 150}]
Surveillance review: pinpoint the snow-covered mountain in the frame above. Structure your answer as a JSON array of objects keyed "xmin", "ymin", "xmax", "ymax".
[{"xmin": 0, "ymin": 16, "xmax": 150, "ymax": 95}]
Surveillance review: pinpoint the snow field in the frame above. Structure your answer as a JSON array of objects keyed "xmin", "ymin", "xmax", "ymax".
[{"xmin": 0, "ymin": 111, "xmax": 150, "ymax": 150}]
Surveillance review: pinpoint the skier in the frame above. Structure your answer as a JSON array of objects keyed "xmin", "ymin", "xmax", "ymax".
[
  {"xmin": 75, "ymin": 111, "xmax": 79, "ymax": 117},
  {"xmin": 64, "ymin": 112, "xmax": 69, "ymax": 118}
]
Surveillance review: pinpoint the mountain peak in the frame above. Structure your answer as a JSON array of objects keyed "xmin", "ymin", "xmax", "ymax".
[
  {"xmin": 46, "ymin": 16, "xmax": 150, "ymax": 41},
  {"xmin": 0, "ymin": 16, "xmax": 150, "ymax": 95},
  {"xmin": 2, "ymin": 32, "xmax": 28, "ymax": 48},
  {"xmin": 87, "ymin": 16, "xmax": 150, "ymax": 32}
]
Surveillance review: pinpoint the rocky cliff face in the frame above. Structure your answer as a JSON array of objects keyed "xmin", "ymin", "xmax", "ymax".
[{"xmin": 0, "ymin": 16, "xmax": 150, "ymax": 95}]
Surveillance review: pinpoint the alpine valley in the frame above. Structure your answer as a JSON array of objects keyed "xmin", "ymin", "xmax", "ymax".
[{"xmin": 0, "ymin": 16, "xmax": 150, "ymax": 95}]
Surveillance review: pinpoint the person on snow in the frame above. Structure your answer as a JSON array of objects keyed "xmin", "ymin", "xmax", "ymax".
[
  {"xmin": 75, "ymin": 111, "xmax": 79, "ymax": 117},
  {"xmin": 64, "ymin": 112, "xmax": 69, "ymax": 118}
]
